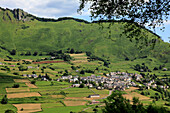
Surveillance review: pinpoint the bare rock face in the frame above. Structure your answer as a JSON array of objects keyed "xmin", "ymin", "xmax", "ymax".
[
  {"xmin": 0, "ymin": 7, "xmax": 34, "ymax": 22},
  {"xmin": 13, "ymin": 8, "xmax": 33, "ymax": 21}
]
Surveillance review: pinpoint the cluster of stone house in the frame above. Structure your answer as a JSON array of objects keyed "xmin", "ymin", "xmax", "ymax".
[
  {"xmin": 60, "ymin": 72, "xmax": 140, "ymax": 91},
  {"xmin": 22, "ymin": 74, "xmax": 38, "ymax": 78},
  {"xmin": 22, "ymin": 74, "xmax": 49, "ymax": 81},
  {"xmin": 143, "ymin": 79, "xmax": 169, "ymax": 90}
]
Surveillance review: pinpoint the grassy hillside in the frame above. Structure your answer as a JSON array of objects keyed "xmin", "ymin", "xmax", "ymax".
[{"xmin": 0, "ymin": 8, "xmax": 169, "ymax": 64}]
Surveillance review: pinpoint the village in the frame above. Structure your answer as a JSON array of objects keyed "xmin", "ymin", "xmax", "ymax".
[{"xmin": 0, "ymin": 53, "xmax": 169, "ymax": 113}]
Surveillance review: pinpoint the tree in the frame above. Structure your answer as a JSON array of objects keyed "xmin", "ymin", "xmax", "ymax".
[
  {"xmin": 60, "ymin": 91, "xmax": 66, "ymax": 96},
  {"xmin": 103, "ymin": 91, "xmax": 134, "ymax": 113},
  {"xmin": 103, "ymin": 91, "xmax": 169, "ymax": 113},
  {"xmin": 12, "ymin": 83, "xmax": 20, "ymax": 88},
  {"xmin": 33, "ymin": 52, "xmax": 38, "ymax": 56},
  {"xmin": 79, "ymin": 83, "xmax": 85, "ymax": 88},
  {"xmin": 71, "ymin": 66, "xmax": 76, "ymax": 70},
  {"xmin": 32, "ymin": 71, "xmax": 36, "ymax": 74},
  {"xmin": 70, "ymin": 48, "xmax": 75, "ymax": 54},
  {"xmin": 78, "ymin": 0, "xmax": 170, "ymax": 45},
  {"xmin": 63, "ymin": 55, "xmax": 71, "ymax": 61},
  {"xmin": 31, "ymin": 80, "xmax": 36, "ymax": 85},
  {"xmin": 10, "ymin": 49, "xmax": 16, "ymax": 55},
  {"xmin": 45, "ymin": 73, "xmax": 50, "ymax": 80},
  {"xmin": 18, "ymin": 65, "xmax": 28, "ymax": 71},
  {"xmin": 80, "ymin": 70, "xmax": 85, "ymax": 74},
  {"xmin": 25, "ymin": 51, "xmax": 31, "ymax": 56},
  {"xmin": 1, "ymin": 95, "xmax": 8, "ymax": 104}
]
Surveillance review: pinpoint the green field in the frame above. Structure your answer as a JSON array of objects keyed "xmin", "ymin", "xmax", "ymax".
[
  {"xmin": 0, "ymin": 7, "xmax": 170, "ymax": 113},
  {"xmin": 0, "ymin": 8, "xmax": 169, "ymax": 67}
]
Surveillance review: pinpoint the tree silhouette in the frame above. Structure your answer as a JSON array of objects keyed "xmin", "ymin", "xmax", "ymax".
[
  {"xmin": 103, "ymin": 91, "xmax": 169, "ymax": 113},
  {"xmin": 78, "ymin": 0, "xmax": 170, "ymax": 45}
]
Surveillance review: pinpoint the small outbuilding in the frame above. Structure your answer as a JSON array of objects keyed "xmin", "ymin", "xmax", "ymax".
[{"xmin": 88, "ymin": 94, "xmax": 100, "ymax": 98}]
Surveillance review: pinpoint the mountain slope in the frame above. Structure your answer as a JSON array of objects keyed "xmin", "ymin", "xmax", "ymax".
[{"xmin": 0, "ymin": 7, "xmax": 169, "ymax": 63}]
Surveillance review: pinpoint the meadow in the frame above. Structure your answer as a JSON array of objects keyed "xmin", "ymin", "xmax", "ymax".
[{"xmin": 0, "ymin": 8, "xmax": 169, "ymax": 113}]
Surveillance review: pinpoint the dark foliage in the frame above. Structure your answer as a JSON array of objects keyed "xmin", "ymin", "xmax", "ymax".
[
  {"xmin": 1, "ymin": 95, "xmax": 8, "ymax": 104},
  {"xmin": 103, "ymin": 91, "xmax": 169, "ymax": 113},
  {"xmin": 78, "ymin": 0, "xmax": 170, "ymax": 46},
  {"xmin": 5, "ymin": 110, "xmax": 15, "ymax": 113},
  {"xmin": 31, "ymin": 80, "xmax": 36, "ymax": 85},
  {"xmin": 12, "ymin": 83, "xmax": 20, "ymax": 88},
  {"xmin": 10, "ymin": 49, "xmax": 16, "ymax": 55}
]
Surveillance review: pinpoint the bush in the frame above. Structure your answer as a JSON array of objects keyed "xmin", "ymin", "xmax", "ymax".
[
  {"xmin": 12, "ymin": 83, "xmax": 20, "ymax": 88},
  {"xmin": 79, "ymin": 83, "xmax": 85, "ymax": 88},
  {"xmin": 31, "ymin": 80, "xmax": 36, "ymax": 85},
  {"xmin": 1, "ymin": 95, "xmax": 8, "ymax": 104},
  {"xmin": 20, "ymin": 108, "xmax": 24, "ymax": 111},
  {"xmin": 18, "ymin": 65, "xmax": 28, "ymax": 71},
  {"xmin": 71, "ymin": 66, "xmax": 76, "ymax": 70},
  {"xmin": 80, "ymin": 70, "xmax": 85, "ymax": 74},
  {"xmin": 13, "ymin": 72, "xmax": 19, "ymax": 75},
  {"xmin": 60, "ymin": 91, "xmax": 66, "ymax": 96},
  {"xmin": 5, "ymin": 110, "xmax": 15, "ymax": 113}
]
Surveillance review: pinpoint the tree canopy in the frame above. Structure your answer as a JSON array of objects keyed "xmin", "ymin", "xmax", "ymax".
[
  {"xmin": 78, "ymin": 0, "xmax": 170, "ymax": 45},
  {"xmin": 103, "ymin": 91, "xmax": 169, "ymax": 113}
]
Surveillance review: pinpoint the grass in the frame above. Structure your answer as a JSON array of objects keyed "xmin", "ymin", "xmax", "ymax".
[
  {"xmin": 0, "ymin": 8, "xmax": 169, "ymax": 69},
  {"xmin": 63, "ymin": 88, "xmax": 94, "ymax": 97},
  {"xmin": 39, "ymin": 105, "xmax": 87, "ymax": 113},
  {"xmin": 0, "ymin": 8, "xmax": 170, "ymax": 113},
  {"xmin": 0, "ymin": 104, "xmax": 17, "ymax": 113}
]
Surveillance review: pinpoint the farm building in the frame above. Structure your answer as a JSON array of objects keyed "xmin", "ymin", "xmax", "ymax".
[
  {"xmin": 72, "ymin": 84, "xmax": 80, "ymax": 87},
  {"xmin": 88, "ymin": 94, "xmax": 100, "ymax": 98}
]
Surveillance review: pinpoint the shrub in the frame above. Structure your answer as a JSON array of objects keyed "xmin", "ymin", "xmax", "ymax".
[
  {"xmin": 80, "ymin": 70, "xmax": 85, "ymax": 74},
  {"xmin": 20, "ymin": 108, "xmax": 24, "ymax": 111},
  {"xmin": 60, "ymin": 91, "xmax": 66, "ymax": 96},
  {"xmin": 5, "ymin": 110, "xmax": 15, "ymax": 113},
  {"xmin": 1, "ymin": 95, "xmax": 8, "ymax": 104},
  {"xmin": 31, "ymin": 80, "xmax": 36, "ymax": 85},
  {"xmin": 13, "ymin": 72, "xmax": 19, "ymax": 75},
  {"xmin": 13, "ymin": 83, "xmax": 20, "ymax": 88},
  {"xmin": 79, "ymin": 83, "xmax": 85, "ymax": 88}
]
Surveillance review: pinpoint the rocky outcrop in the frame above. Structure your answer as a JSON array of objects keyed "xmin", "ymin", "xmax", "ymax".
[
  {"xmin": 13, "ymin": 8, "xmax": 33, "ymax": 21},
  {"xmin": 0, "ymin": 7, "xmax": 34, "ymax": 22},
  {"xmin": 0, "ymin": 7, "xmax": 89, "ymax": 23}
]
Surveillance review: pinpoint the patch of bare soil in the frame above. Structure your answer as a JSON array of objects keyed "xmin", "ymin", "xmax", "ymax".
[
  {"xmin": 6, "ymin": 88, "xmax": 30, "ymax": 93},
  {"xmin": 123, "ymin": 92, "xmax": 151, "ymax": 102},
  {"xmin": 33, "ymin": 61, "xmax": 64, "ymax": 64},
  {"xmin": 7, "ymin": 92, "xmax": 41, "ymax": 99},
  {"xmin": 72, "ymin": 60, "xmax": 88, "ymax": 63},
  {"xmin": 14, "ymin": 79, "xmax": 30, "ymax": 83},
  {"xmin": 51, "ymin": 95, "xmax": 65, "ymax": 98},
  {"xmin": 22, "ymin": 59, "xmax": 33, "ymax": 62},
  {"xmin": 25, "ymin": 83, "xmax": 37, "ymax": 88},
  {"xmin": 13, "ymin": 103, "xmax": 42, "ymax": 113},
  {"xmin": 64, "ymin": 101, "xmax": 87, "ymax": 106},
  {"xmin": 123, "ymin": 87, "xmax": 151, "ymax": 102},
  {"xmin": 70, "ymin": 53, "xmax": 85, "ymax": 56},
  {"xmin": 124, "ymin": 87, "xmax": 139, "ymax": 93}
]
